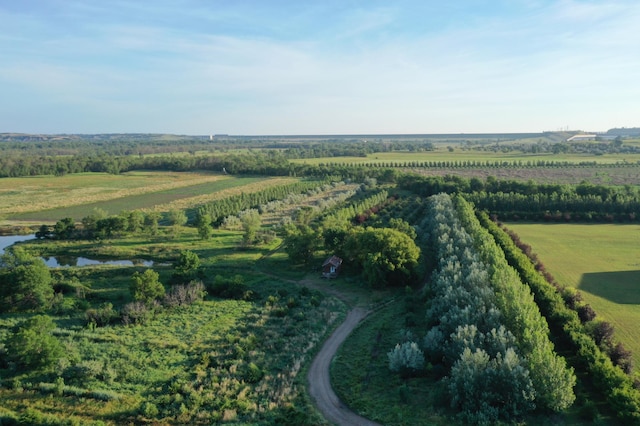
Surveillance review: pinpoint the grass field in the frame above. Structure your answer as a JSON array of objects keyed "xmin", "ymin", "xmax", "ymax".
[
  {"xmin": 0, "ymin": 172, "xmax": 298, "ymax": 223},
  {"xmin": 506, "ymin": 223, "xmax": 640, "ymax": 371}
]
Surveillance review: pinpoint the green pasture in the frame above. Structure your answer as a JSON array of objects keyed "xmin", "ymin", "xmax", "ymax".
[
  {"xmin": 289, "ymin": 149, "xmax": 640, "ymax": 166},
  {"xmin": 507, "ymin": 223, "xmax": 640, "ymax": 370},
  {"xmin": 6, "ymin": 175, "xmax": 267, "ymax": 222}
]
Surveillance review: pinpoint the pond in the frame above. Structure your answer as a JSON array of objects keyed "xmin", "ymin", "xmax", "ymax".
[{"xmin": 0, "ymin": 234, "xmax": 156, "ymax": 267}]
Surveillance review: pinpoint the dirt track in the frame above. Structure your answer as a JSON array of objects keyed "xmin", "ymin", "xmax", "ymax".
[{"xmin": 308, "ymin": 307, "xmax": 382, "ymax": 426}]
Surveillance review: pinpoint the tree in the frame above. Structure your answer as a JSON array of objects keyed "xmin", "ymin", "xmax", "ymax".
[
  {"xmin": 35, "ymin": 224, "xmax": 52, "ymax": 239},
  {"xmin": 124, "ymin": 210, "xmax": 145, "ymax": 233},
  {"xmin": 448, "ymin": 348, "xmax": 535, "ymax": 424},
  {"xmin": 282, "ymin": 224, "xmax": 320, "ymax": 265},
  {"xmin": 144, "ymin": 212, "xmax": 162, "ymax": 236},
  {"xmin": 346, "ymin": 227, "xmax": 420, "ymax": 287},
  {"xmin": 54, "ymin": 217, "xmax": 76, "ymax": 239},
  {"xmin": 167, "ymin": 209, "xmax": 188, "ymax": 227},
  {"xmin": 5, "ymin": 315, "xmax": 65, "ymax": 369},
  {"xmin": 82, "ymin": 207, "xmax": 108, "ymax": 238},
  {"xmin": 0, "ymin": 251, "xmax": 53, "ymax": 311},
  {"xmin": 130, "ymin": 269, "xmax": 165, "ymax": 304},
  {"xmin": 96, "ymin": 216, "xmax": 127, "ymax": 238},
  {"xmin": 240, "ymin": 209, "xmax": 261, "ymax": 245},
  {"xmin": 174, "ymin": 250, "xmax": 200, "ymax": 276},
  {"xmin": 195, "ymin": 212, "xmax": 213, "ymax": 240}
]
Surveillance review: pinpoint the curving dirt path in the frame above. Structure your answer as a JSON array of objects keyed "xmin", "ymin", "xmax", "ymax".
[{"xmin": 308, "ymin": 307, "xmax": 383, "ymax": 426}]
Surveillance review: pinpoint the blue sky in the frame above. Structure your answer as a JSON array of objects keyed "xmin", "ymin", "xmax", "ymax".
[{"xmin": 1, "ymin": 0, "xmax": 639, "ymax": 134}]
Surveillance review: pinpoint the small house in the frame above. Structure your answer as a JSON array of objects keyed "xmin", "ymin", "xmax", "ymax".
[{"xmin": 322, "ymin": 255, "xmax": 343, "ymax": 279}]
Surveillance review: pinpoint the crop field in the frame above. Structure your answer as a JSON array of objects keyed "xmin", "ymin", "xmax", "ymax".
[
  {"xmin": 1, "ymin": 172, "xmax": 298, "ymax": 223},
  {"xmin": 506, "ymin": 223, "xmax": 640, "ymax": 370}
]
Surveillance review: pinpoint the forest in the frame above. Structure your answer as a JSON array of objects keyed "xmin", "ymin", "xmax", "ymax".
[{"xmin": 1, "ymin": 133, "xmax": 639, "ymax": 425}]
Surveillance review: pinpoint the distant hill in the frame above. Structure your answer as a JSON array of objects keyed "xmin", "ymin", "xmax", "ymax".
[{"xmin": 606, "ymin": 127, "xmax": 640, "ymax": 136}]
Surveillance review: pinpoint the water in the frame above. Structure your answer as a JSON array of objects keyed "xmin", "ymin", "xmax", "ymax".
[
  {"xmin": 0, "ymin": 234, "xmax": 155, "ymax": 267},
  {"xmin": 0, "ymin": 234, "xmax": 37, "ymax": 255}
]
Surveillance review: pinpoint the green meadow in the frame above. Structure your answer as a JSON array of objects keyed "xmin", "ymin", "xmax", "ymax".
[{"xmin": 506, "ymin": 223, "xmax": 640, "ymax": 370}]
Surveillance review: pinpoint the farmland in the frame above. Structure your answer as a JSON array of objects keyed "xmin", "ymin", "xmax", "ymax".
[
  {"xmin": 505, "ymin": 223, "xmax": 640, "ymax": 371},
  {"xmin": 2, "ymin": 133, "xmax": 640, "ymax": 425},
  {"xmin": 1, "ymin": 172, "xmax": 298, "ymax": 223}
]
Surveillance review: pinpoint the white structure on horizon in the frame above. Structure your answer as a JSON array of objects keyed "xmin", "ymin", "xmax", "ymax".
[{"xmin": 567, "ymin": 134, "xmax": 597, "ymax": 142}]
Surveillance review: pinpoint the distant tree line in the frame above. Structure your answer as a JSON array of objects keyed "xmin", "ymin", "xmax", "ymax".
[{"xmin": 398, "ymin": 174, "xmax": 640, "ymax": 223}]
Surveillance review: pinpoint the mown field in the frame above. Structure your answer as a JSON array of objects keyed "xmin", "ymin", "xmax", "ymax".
[
  {"xmin": 506, "ymin": 223, "xmax": 640, "ymax": 371},
  {"xmin": 0, "ymin": 172, "xmax": 298, "ymax": 223}
]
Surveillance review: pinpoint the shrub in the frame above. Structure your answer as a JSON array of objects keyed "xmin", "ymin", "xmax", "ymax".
[
  {"xmin": 163, "ymin": 280, "xmax": 206, "ymax": 307},
  {"xmin": 121, "ymin": 301, "xmax": 152, "ymax": 325},
  {"xmin": 388, "ymin": 341, "xmax": 425, "ymax": 377},
  {"xmin": 85, "ymin": 302, "xmax": 118, "ymax": 327},
  {"xmin": 208, "ymin": 275, "xmax": 248, "ymax": 299}
]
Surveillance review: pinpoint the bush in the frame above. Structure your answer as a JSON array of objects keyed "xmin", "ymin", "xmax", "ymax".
[
  {"xmin": 85, "ymin": 303, "xmax": 118, "ymax": 327},
  {"xmin": 163, "ymin": 280, "xmax": 206, "ymax": 307},
  {"xmin": 121, "ymin": 301, "xmax": 152, "ymax": 325},
  {"xmin": 387, "ymin": 341, "xmax": 425, "ymax": 377},
  {"xmin": 208, "ymin": 275, "xmax": 248, "ymax": 300}
]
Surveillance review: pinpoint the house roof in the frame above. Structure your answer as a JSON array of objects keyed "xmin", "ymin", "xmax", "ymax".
[{"xmin": 322, "ymin": 255, "xmax": 343, "ymax": 267}]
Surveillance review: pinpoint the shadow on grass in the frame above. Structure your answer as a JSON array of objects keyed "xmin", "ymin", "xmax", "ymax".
[{"xmin": 578, "ymin": 270, "xmax": 640, "ymax": 304}]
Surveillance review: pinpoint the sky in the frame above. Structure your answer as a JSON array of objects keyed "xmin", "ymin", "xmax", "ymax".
[{"xmin": 1, "ymin": 0, "xmax": 639, "ymax": 135}]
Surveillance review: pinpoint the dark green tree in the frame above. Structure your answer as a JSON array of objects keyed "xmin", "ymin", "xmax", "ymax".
[
  {"xmin": 282, "ymin": 224, "xmax": 320, "ymax": 265},
  {"xmin": 195, "ymin": 212, "xmax": 213, "ymax": 240},
  {"xmin": 346, "ymin": 227, "xmax": 420, "ymax": 287},
  {"xmin": 175, "ymin": 250, "xmax": 200, "ymax": 276},
  {"xmin": 5, "ymin": 315, "xmax": 65, "ymax": 369},
  {"xmin": 53, "ymin": 217, "xmax": 76, "ymax": 239},
  {"xmin": 144, "ymin": 212, "xmax": 162, "ymax": 236},
  {"xmin": 0, "ymin": 250, "xmax": 53, "ymax": 311},
  {"xmin": 130, "ymin": 269, "xmax": 165, "ymax": 304}
]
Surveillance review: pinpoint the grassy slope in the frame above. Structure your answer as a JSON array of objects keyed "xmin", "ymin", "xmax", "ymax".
[{"xmin": 506, "ymin": 223, "xmax": 640, "ymax": 371}]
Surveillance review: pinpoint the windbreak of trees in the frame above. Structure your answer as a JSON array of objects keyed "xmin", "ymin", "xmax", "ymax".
[{"xmin": 415, "ymin": 193, "xmax": 575, "ymax": 423}]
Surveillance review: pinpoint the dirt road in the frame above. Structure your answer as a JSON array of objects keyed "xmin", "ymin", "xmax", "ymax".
[{"xmin": 308, "ymin": 307, "xmax": 382, "ymax": 426}]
